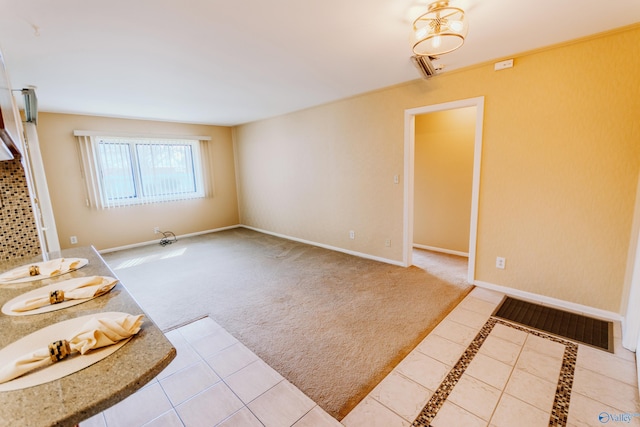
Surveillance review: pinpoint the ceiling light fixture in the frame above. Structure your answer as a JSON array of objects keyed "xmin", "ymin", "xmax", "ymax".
[{"xmin": 411, "ymin": 1, "xmax": 468, "ymax": 56}]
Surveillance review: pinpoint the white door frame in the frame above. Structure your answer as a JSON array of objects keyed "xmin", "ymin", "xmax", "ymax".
[
  {"xmin": 21, "ymin": 121, "xmax": 61, "ymax": 257},
  {"xmin": 403, "ymin": 96, "xmax": 485, "ymax": 283}
]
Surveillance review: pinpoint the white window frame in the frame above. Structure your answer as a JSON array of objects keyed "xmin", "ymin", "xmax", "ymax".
[{"xmin": 74, "ymin": 131, "xmax": 212, "ymax": 209}]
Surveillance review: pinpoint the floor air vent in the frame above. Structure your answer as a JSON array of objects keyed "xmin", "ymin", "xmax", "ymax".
[{"xmin": 493, "ymin": 297, "xmax": 613, "ymax": 352}]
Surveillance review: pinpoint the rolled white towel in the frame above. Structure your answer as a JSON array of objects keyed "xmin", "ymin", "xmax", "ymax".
[
  {"xmin": 10, "ymin": 276, "xmax": 118, "ymax": 312},
  {"xmin": 0, "ymin": 313, "xmax": 144, "ymax": 384}
]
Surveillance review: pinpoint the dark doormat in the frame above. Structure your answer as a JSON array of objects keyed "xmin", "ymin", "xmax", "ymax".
[{"xmin": 493, "ymin": 297, "xmax": 613, "ymax": 352}]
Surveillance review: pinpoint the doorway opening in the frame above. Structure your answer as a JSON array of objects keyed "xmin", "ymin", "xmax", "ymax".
[{"xmin": 403, "ymin": 97, "xmax": 485, "ymax": 283}]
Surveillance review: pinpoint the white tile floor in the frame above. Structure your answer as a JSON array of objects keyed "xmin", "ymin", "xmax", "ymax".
[
  {"xmin": 81, "ymin": 287, "xmax": 639, "ymax": 427},
  {"xmin": 81, "ymin": 315, "xmax": 340, "ymax": 427}
]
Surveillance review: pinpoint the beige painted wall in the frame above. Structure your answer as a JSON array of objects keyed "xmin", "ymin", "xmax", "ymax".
[
  {"xmin": 235, "ymin": 90, "xmax": 406, "ymax": 259},
  {"xmin": 235, "ymin": 25, "xmax": 640, "ymax": 313},
  {"xmin": 414, "ymin": 107, "xmax": 475, "ymax": 253},
  {"xmin": 37, "ymin": 113, "xmax": 239, "ymax": 250}
]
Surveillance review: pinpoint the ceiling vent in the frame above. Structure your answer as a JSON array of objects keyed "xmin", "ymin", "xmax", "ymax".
[
  {"xmin": 21, "ymin": 88, "xmax": 38, "ymax": 124},
  {"xmin": 411, "ymin": 55, "xmax": 438, "ymax": 79}
]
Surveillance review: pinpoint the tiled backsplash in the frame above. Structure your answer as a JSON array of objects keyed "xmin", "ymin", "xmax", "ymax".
[{"xmin": 0, "ymin": 158, "xmax": 41, "ymax": 260}]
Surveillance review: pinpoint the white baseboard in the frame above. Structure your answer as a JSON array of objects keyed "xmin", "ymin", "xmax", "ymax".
[
  {"xmin": 101, "ymin": 224, "xmax": 405, "ymax": 267},
  {"xmin": 413, "ymin": 244, "xmax": 469, "ymax": 258},
  {"xmin": 241, "ymin": 225, "xmax": 405, "ymax": 267},
  {"xmin": 474, "ymin": 280, "xmax": 623, "ymax": 322},
  {"xmin": 99, "ymin": 225, "xmax": 241, "ymax": 254}
]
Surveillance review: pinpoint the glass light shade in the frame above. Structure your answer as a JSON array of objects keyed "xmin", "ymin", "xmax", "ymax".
[{"xmin": 412, "ymin": 1, "xmax": 468, "ymax": 56}]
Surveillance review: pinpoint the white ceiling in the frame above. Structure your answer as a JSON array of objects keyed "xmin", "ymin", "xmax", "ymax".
[{"xmin": 0, "ymin": 0, "xmax": 639, "ymax": 126}]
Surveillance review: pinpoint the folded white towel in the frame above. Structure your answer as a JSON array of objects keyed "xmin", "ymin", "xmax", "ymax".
[
  {"xmin": 0, "ymin": 313, "xmax": 143, "ymax": 384},
  {"xmin": 10, "ymin": 276, "xmax": 118, "ymax": 312},
  {"xmin": 0, "ymin": 258, "xmax": 87, "ymax": 283}
]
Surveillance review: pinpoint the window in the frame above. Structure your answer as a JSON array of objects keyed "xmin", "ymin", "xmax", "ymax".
[{"xmin": 75, "ymin": 132, "xmax": 212, "ymax": 209}]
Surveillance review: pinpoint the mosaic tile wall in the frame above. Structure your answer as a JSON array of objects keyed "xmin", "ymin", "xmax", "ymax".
[{"xmin": 0, "ymin": 158, "xmax": 41, "ymax": 260}]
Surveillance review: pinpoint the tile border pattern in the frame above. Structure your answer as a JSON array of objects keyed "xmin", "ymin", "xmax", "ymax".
[{"xmin": 411, "ymin": 317, "xmax": 578, "ymax": 427}]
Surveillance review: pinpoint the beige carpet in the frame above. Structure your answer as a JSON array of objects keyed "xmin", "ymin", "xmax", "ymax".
[{"xmin": 102, "ymin": 228, "xmax": 472, "ymax": 419}]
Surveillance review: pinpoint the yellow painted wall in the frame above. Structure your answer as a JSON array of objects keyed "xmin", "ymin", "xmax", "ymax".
[
  {"xmin": 37, "ymin": 113, "xmax": 239, "ymax": 250},
  {"xmin": 235, "ymin": 25, "xmax": 640, "ymax": 313},
  {"xmin": 414, "ymin": 107, "xmax": 475, "ymax": 253}
]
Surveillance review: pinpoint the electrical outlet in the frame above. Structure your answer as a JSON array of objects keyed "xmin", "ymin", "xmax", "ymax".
[
  {"xmin": 385, "ymin": 239, "xmax": 391, "ymax": 247},
  {"xmin": 154, "ymin": 227, "xmax": 161, "ymax": 234},
  {"xmin": 70, "ymin": 236, "xmax": 78, "ymax": 245},
  {"xmin": 349, "ymin": 230, "xmax": 355, "ymax": 240},
  {"xmin": 496, "ymin": 257, "xmax": 506, "ymax": 269}
]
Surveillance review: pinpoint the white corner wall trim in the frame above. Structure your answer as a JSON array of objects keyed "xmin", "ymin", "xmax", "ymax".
[
  {"xmin": 474, "ymin": 280, "xmax": 623, "ymax": 322},
  {"xmin": 241, "ymin": 225, "xmax": 405, "ymax": 267},
  {"xmin": 99, "ymin": 225, "xmax": 241, "ymax": 254},
  {"xmin": 413, "ymin": 244, "xmax": 469, "ymax": 258}
]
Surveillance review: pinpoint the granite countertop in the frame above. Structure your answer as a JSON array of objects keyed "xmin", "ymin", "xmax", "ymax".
[{"xmin": 0, "ymin": 247, "xmax": 176, "ymax": 427}]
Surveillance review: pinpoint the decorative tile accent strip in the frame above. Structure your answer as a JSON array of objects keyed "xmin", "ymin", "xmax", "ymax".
[
  {"xmin": 550, "ymin": 342, "xmax": 578, "ymax": 426},
  {"xmin": 0, "ymin": 159, "xmax": 41, "ymax": 260},
  {"xmin": 411, "ymin": 317, "xmax": 498, "ymax": 426},
  {"xmin": 493, "ymin": 319, "xmax": 578, "ymax": 427},
  {"xmin": 411, "ymin": 317, "xmax": 578, "ymax": 427}
]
